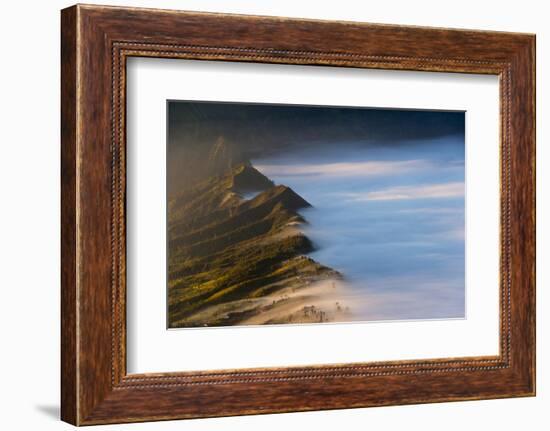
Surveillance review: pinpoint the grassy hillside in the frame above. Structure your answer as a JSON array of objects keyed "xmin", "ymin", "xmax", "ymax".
[{"xmin": 167, "ymin": 152, "xmax": 342, "ymax": 327}]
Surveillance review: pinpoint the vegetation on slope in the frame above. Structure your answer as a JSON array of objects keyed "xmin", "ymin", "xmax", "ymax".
[{"xmin": 167, "ymin": 140, "xmax": 342, "ymax": 327}]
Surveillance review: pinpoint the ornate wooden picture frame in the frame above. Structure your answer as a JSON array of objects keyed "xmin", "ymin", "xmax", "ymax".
[{"xmin": 61, "ymin": 4, "xmax": 535, "ymax": 426}]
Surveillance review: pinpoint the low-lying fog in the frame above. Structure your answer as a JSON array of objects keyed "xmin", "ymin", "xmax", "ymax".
[{"xmin": 253, "ymin": 136, "xmax": 465, "ymax": 322}]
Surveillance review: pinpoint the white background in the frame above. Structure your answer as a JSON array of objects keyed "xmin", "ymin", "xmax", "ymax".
[
  {"xmin": 127, "ymin": 59, "xmax": 500, "ymax": 373},
  {"xmin": 0, "ymin": 0, "xmax": 546, "ymax": 430}
]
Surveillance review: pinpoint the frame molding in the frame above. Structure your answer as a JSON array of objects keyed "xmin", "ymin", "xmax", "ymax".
[{"xmin": 61, "ymin": 4, "xmax": 535, "ymax": 425}]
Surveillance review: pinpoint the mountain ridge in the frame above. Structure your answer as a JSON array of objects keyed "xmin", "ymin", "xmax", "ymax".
[{"xmin": 167, "ymin": 141, "xmax": 345, "ymax": 327}]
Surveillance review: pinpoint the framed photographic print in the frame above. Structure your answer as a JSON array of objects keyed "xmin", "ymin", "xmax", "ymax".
[{"xmin": 61, "ymin": 4, "xmax": 536, "ymax": 425}]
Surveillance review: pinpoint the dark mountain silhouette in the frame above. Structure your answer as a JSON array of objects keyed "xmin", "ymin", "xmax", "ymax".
[
  {"xmin": 168, "ymin": 101, "xmax": 465, "ymax": 162},
  {"xmin": 231, "ymin": 162, "xmax": 274, "ymax": 193}
]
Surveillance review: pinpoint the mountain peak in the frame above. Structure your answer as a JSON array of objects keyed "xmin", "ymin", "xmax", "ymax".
[
  {"xmin": 230, "ymin": 163, "xmax": 274, "ymax": 193},
  {"xmin": 206, "ymin": 136, "xmax": 243, "ymax": 176},
  {"xmin": 273, "ymin": 185, "xmax": 312, "ymax": 209}
]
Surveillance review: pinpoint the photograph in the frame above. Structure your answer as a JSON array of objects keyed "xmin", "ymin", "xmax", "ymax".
[{"xmin": 167, "ymin": 101, "xmax": 466, "ymax": 328}]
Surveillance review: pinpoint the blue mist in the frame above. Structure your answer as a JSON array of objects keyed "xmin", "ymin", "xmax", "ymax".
[{"xmin": 253, "ymin": 136, "xmax": 465, "ymax": 321}]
